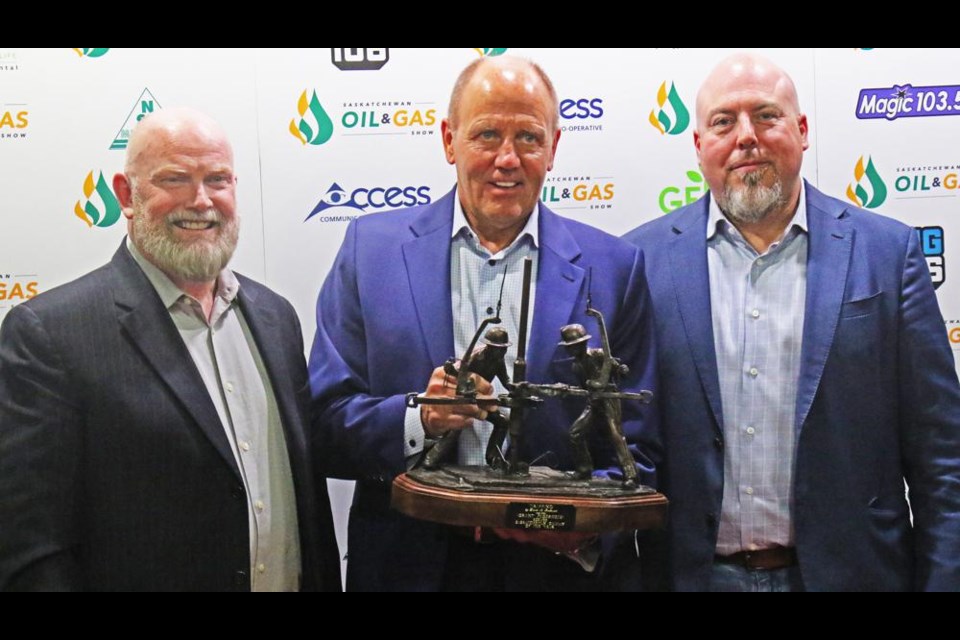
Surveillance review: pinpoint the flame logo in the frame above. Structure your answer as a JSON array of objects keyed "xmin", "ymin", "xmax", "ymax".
[
  {"xmin": 72, "ymin": 48, "xmax": 110, "ymax": 58},
  {"xmin": 846, "ymin": 156, "xmax": 887, "ymax": 209},
  {"xmin": 74, "ymin": 171, "xmax": 121, "ymax": 228},
  {"xmin": 473, "ymin": 48, "xmax": 508, "ymax": 57},
  {"xmin": 648, "ymin": 81, "xmax": 690, "ymax": 136},
  {"xmin": 289, "ymin": 90, "xmax": 334, "ymax": 146}
]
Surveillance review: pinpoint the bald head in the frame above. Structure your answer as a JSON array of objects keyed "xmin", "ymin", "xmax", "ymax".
[
  {"xmin": 693, "ymin": 53, "xmax": 809, "ymax": 229},
  {"xmin": 125, "ymin": 107, "xmax": 234, "ymax": 179},
  {"xmin": 113, "ymin": 107, "xmax": 239, "ymax": 288},
  {"xmin": 696, "ymin": 53, "xmax": 802, "ymax": 131},
  {"xmin": 447, "ymin": 56, "xmax": 559, "ymax": 132},
  {"xmin": 441, "ymin": 56, "xmax": 561, "ymax": 253}
]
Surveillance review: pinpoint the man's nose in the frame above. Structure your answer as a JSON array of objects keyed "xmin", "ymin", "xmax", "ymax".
[
  {"xmin": 495, "ymin": 139, "xmax": 521, "ymax": 170},
  {"xmin": 736, "ymin": 113, "xmax": 758, "ymax": 149},
  {"xmin": 189, "ymin": 182, "xmax": 214, "ymax": 210}
]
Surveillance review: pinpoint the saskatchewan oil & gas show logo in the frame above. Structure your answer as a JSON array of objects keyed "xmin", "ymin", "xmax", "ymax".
[
  {"xmin": 946, "ymin": 319, "xmax": 960, "ymax": 351},
  {"xmin": 74, "ymin": 171, "xmax": 122, "ymax": 228},
  {"xmin": 542, "ymin": 175, "xmax": 615, "ymax": 212},
  {"xmin": 846, "ymin": 155, "xmax": 887, "ymax": 209},
  {"xmin": 305, "ymin": 181, "xmax": 433, "ymax": 223},
  {"xmin": 73, "ymin": 48, "xmax": 110, "ymax": 58},
  {"xmin": 892, "ymin": 162, "xmax": 960, "ymax": 200},
  {"xmin": 0, "ymin": 272, "xmax": 39, "ymax": 313},
  {"xmin": 648, "ymin": 81, "xmax": 689, "ymax": 136},
  {"xmin": 847, "ymin": 154, "xmax": 960, "ymax": 205},
  {"xmin": 658, "ymin": 169, "xmax": 708, "ymax": 214},
  {"xmin": 1, "ymin": 103, "xmax": 28, "ymax": 141},
  {"xmin": 111, "ymin": 88, "xmax": 162, "ymax": 150},
  {"xmin": 474, "ymin": 49, "xmax": 508, "ymax": 57},
  {"xmin": 331, "ymin": 48, "xmax": 389, "ymax": 71},
  {"xmin": 288, "ymin": 89, "xmax": 437, "ymax": 146},
  {"xmin": 289, "ymin": 90, "xmax": 335, "ymax": 146}
]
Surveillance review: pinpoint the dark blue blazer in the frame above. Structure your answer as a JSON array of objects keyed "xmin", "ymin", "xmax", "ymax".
[
  {"xmin": 623, "ymin": 183, "xmax": 960, "ymax": 591},
  {"xmin": 310, "ymin": 188, "xmax": 660, "ymax": 591},
  {"xmin": 0, "ymin": 244, "xmax": 341, "ymax": 591}
]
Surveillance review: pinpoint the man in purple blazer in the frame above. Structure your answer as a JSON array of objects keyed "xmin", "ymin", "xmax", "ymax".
[
  {"xmin": 310, "ymin": 57, "xmax": 660, "ymax": 591},
  {"xmin": 624, "ymin": 53, "xmax": 960, "ymax": 591}
]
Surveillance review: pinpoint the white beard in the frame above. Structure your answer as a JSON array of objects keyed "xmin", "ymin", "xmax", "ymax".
[{"xmin": 131, "ymin": 195, "xmax": 239, "ymax": 282}]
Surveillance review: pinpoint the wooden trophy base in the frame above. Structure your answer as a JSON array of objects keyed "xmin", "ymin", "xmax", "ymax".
[{"xmin": 392, "ymin": 465, "xmax": 667, "ymax": 533}]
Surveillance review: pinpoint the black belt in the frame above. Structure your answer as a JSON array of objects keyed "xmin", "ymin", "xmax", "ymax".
[{"xmin": 715, "ymin": 546, "xmax": 797, "ymax": 571}]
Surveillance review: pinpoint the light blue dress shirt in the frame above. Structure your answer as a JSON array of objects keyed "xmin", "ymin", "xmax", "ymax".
[{"xmin": 708, "ymin": 187, "xmax": 808, "ymax": 555}]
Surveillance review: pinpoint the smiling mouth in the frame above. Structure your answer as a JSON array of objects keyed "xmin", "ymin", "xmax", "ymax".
[
  {"xmin": 172, "ymin": 220, "xmax": 218, "ymax": 231},
  {"xmin": 491, "ymin": 181, "xmax": 521, "ymax": 189}
]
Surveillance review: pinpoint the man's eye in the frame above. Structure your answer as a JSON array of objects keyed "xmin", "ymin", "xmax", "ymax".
[
  {"xmin": 161, "ymin": 176, "xmax": 189, "ymax": 185},
  {"xmin": 479, "ymin": 130, "xmax": 498, "ymax": 140}
]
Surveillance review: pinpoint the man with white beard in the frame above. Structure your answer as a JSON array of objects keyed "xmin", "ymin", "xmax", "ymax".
[
  {"xmin": 624, "ymin": 54, "xmax": 960, "ymax": 591},
  {"xmin": 0, "ymin": 108, "xmax": 341, "ymax": 592}
]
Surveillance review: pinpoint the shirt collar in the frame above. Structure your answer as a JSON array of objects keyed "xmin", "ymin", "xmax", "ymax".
[
  {"xmin": 707, "ymin": 181, "xmax": 809, "ymax": 241},
  {"xmin": 451, "ymin": 186, "xmax": 540, "ymax": 252},
  {"xmin": 126, "ymin": 236, "xmax": 240, "ymax": 310}
]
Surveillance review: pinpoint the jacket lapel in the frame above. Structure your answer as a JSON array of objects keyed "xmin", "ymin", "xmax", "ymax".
[
  {"xmin": 668, "ymin": 197, "xmax": 725, "ymax": 433},
  {"xmin": 402, "ymin": 190, "xmax": 457, "ymax": 366},
  {"xmin": 526, "ymin": 205, "xmax": 584, "ymax": 383},
  {"xmin": 110, "ymin": 244, "xmax": 241, "ymax": 480},
  {"xmin": 795, "ymin": 183, "xmax": 854, "ymax": 433}
]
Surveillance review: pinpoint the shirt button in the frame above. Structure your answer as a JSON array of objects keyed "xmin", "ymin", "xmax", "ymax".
[
  {"xmin": 488, "ymin": 259, "xmax": 497, "ymax": 267},
  {"xmin": 486, "ymin": 306, "xmax": 495, "ymax": 315},
  {"xmin": 255, "ymin": 500, "xmax": 265, "ymax": 513},
  {"xmin": 751, "ymin": 309, "xmax": 760, "ymax": 319},
  {"xmin": 756, "ymin": 258, "xmax": 765, "ymax": 266},
  {"xmin": 746, "ymin": 426, "xmax": 756, "ymax": 435},
  {"xmin": 748, "ymin": 367, "xmax": 759, "ymax": 377},
  {"xmin": 226, "ymin": 382, "xmax": 234, "ymax": 393},
  {"xmin": 408, "ymin": 439, "xmax": 417, "ymax": 448},
  {"xmin": 240, "ymin": 441, "xmax": 250, "ymax": 452},
  {"xmin": 257, "ymin": 563, "xmax": 266, "ymax": 574},
  {"xmin": 745, "ymin": 487, "xmax": 754, "ymax": 495}
]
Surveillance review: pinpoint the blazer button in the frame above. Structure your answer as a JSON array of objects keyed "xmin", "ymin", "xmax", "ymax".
[
  {"xmin": 234, "ymin": 570, "xmax": 248, "ymax": 588},
  {"xmin": 714, "ymin": 437, "xmax": 724, "ymax": 450}
]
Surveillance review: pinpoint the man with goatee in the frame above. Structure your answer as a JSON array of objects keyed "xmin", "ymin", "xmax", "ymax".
[{"xmin": 624, "ymin": 53, "xmax": 960, "ymax": 592}]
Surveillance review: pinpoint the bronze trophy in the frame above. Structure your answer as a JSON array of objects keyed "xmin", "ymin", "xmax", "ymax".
[{"xmin": 392, "ymin": 258, "xmax": 667, "ymax": 534}]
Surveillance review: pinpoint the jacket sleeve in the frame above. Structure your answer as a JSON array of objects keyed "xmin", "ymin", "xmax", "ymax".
[
  {"xmin": 0, "ymin": 305, "xmax": 82, "ymax": 591},
  {"xmin": 308, "ymin": 220, "xmax": 409, "ymax": 481},
  {"xmin": 897, "ymin": 230, "xmax": 960, "ymax": 590}
]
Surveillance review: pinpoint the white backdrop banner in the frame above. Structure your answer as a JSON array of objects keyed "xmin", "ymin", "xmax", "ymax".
[{"xmin": 3, "ymin": 47, "xmax": 957, "ymax": 571}]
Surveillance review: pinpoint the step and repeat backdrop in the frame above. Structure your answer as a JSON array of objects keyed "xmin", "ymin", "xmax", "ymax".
[{"xmin": 3, "ymin": 47, "xmax": 958, "ymax": 563}]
